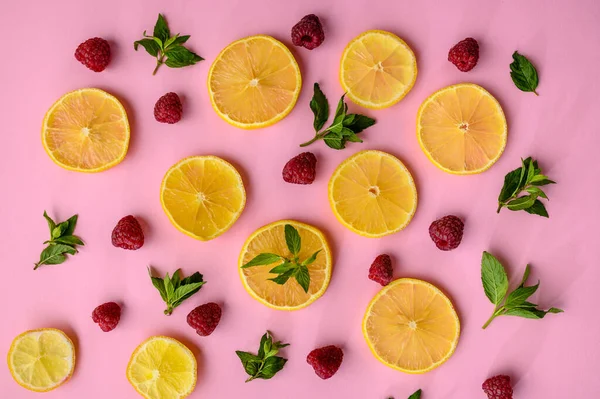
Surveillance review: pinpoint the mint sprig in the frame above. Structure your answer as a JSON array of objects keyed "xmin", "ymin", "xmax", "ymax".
[
  {"xmin": 241, "ymin": 224, "xmax": 320, "ymax": 293},
  {"xmin": 510, "ymin": 51, "xmax": 539, "ymax": 95},
  {"xmin": 387, "ymin": 389, "xmax": 422, "ymax": 399},
  {"xmin": 34, "ymin": 211, "xmax": 84, "ymax": 270},
  {"xmin": 236, "ymin": 331, "xmax": 289, "ymax": 382},
  {"xmin": 148, "ymin": 267, "xmax": 206, "ymax": 315},
  {"xmin": 481, "ymin": 251, "xmax": 563, "ymax": 329},
  {"xmin": 497, "ymin": 157, "xmax": 556, "ymax": 217},
  {"xmin": 134, "ymin": 14, "xmax": 203, "ymax": 75},
  {"xmin": 300, "ymin": 83, "xmax": 375, "ymax": 149}
]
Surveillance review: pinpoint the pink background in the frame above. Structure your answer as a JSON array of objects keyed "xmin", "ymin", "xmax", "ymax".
[{"xmin": 2, "ymin": 0, "xmax": 599, "ymax": 397}]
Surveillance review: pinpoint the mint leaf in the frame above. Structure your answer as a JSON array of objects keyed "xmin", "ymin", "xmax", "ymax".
[
  {"xmin": 43, "ymin": 211, "xmax": 56, "ymax": 232},
  {"xmin": 269, "ymin": 261, "xmax": 295, "ymax": 274},
  {"xmin": 51, "ymin": 235, "xmax": 84, "ymax": 246},
  {"xmin": 525, "ymin": 186, "xmax": 548, "ymax": 199},
  {"xmin": 505, "ymin": 283, "xmax": 539, "ymax": 308},
  {"xmin": 295, "ymin": 265, "xmax": 310, "ymax": 293},
  {"xmin": 284, "ymin": 224, "xmax": 301, "ymax": 256},
  {"xmin": 524, "ymin": 199, "xmax": 549, "ymax": 217},
  {"xmin": 510, "ymin": 51, "xmax": 539, "ymax": 95},
  {"xmin": 169, "ymin": 35, "xmax": 190, "ymax": 48},
  {"xmin": 408, "ymin": 390, "xmax": 422, "ymax": 399},
  {"xmin": 269, "ymin": 269, "xmax": 295, "ymax": 285},
  {"xmin": 148, "ymin": 268, "xmax": 205, "ymax": 315},
  {"xmin": 148, "ymin": 268, "xmax": 168, "ymax": 302},
  {"xmin": 172, "ymin": 281, "xmax": 205, "ymax": 307},
  {"xmin": 153, "ymin": 14, "xmax": 170, "ymax": 43},
  {"xmin": 134, "ymin": 39, "xmax": 160, "ymax": 56},
  {"xmin": 301, "ymin": 250, "xmax": 321, "ymax": 266},
  {"xmin": 504, "ymin": 307, "xmax": 546, "ymax": 319},
  {"xmin": 165, "ymin": 45, "xmax": 203, "ymax": 68},
  {"xmin": 35, "ymin": 244, "xmax": 76, "ymax": 269},
  {"xmin": 258, "ymin": 332, "xmax": 271, "ymax": 358},
  {"xmin": 242, "ymin": 253, "xmax": 282, "ymax": 268},
  {"xmin": 323, "ymin": 133, "xmax": 345, "ymax": 149},
  {"xmin": 63, "ymin": 215, "xmax": 79, "ymax": 236},
  {"xmin": 344, "ymin": 114, "xmax": 375, "ymax": 133},
  {"xmin": 35, "ymin": 213, "xmax": 84, "ymax": 270},
  {"xmin": 310, "ymin": 83, "xmax": 329, "ymax": 132},
  {"xmin": 507, "ymin": 195, "xmax": 536, "ymax": 211},
  {"xmin": 498, "ymin": 167, "xmax": 523, "ymax": 204},
  {"xmin": 481, "ymin": 251, "xmax": 508, "ymax": 305},
  {"xmin": 238, "ymin": 332, "xmax": 289, "ymax": 382},
  {"xmin": 259, "ymin": 356, "xmax": 287, "ymax": 379},
  {"xmin": 548, "ymin": 307, "xmax": 564, "ymax": 314},
  {"xmin": 180, "ymin": 271, "xmax": 203, "ymax": 286},
  {"xmin": 530, "ymin": 174, "xmax": 556, "ymax": 186},
  {"xmin": 519, "ymin": 264, "xmax": 531, "ymax": 288}
]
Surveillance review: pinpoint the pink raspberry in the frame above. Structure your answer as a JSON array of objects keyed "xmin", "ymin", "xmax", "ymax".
[
  {"xmin": 111, "ymin": 215, "xmax": 144, "ymax": 250},
  {"xmin": 448, "ymin": 38, "xmax": 479, "ymax": 72},
  {"xmin": 306, "ymin": 345, "xmax": 343, "ymax": 379},
  {"xmin": 368, "ymin": 254, "xmax": 393, "ymax": 286},
  {"xmin": 154, "ymin": 92, "xmax": 183, "ymax": 124},
  {"xmin": 482, "ymin": 375, "xmax": 513, "ymax": 399},
  {"xmin": 92, "ymin": 302, "xmax": 121, "ymax": 332},
  {"xmin": 187, "ymin": 303, "xmax": 222, "ymax": 336},
  {"xmin": 282, "ymin": 152, "xmax": 317, "ymax": 184},
  {"xmin": 291, "ymin": 14, "xmax": 325, "ymax": 50},
  {"xmin": 75, "ymin": 37, "xmax": 111, "ymax": 72},
  {"xmin": 429, "ymin": 215, "xmax": 464, "ymax": 251}
]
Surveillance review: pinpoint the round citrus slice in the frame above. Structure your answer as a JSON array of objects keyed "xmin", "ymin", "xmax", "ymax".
[
  {"xmin": 7, "ymin": 328, "xmax": 75, "ymax": 392},
  {"xmin": 328, "ymin": 150, "xmax": 417, "ymax": 238},
  {"xmin": 239, "ymin": 220, "xmax": 332, "ymax": 310},
  {"xmin": 160, "ymin": 156, "xmax": 246, "ymax": 241},
  {"xmin": 363, "ymin": 278, "xmax": 460, "ymax": 374},
  {"xmin": 340, "ymin": 30, "xmax": 417, "ymax": 109},
  {"xmin": 417, "ymin": 83, "xmax": 507, "ymax": 174},
  {"xmin": 127, "ymin": 336, "xmax": 197, "ymax": 399},
  {"xmin": 42, "ymin": 88, "xmax": 130, "ymax": 172},
  {"xmin": 208, "ymin": 35, "xmax": 302, "ymax": 129}
]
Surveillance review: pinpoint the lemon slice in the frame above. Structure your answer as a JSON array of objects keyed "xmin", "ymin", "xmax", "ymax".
[
  {"xmin": 363, "ymin": 278, "xmax": 460, "ymax": 374},
  {"xmin": 160, "ymin": 156, "xmax": 246, "ymax": 241},
  {"xmin": 7, "ymin": 328, "xmax": 75, "ymax": 392},
  {"xmin": 417, "ymin": 83, "xmax": 507, "ymax": 174},
  {"xmin": 42, "ymin": 88, "xmax": 130, "ymax": 172},
  {"xmin": 340, "ymin": 30, "xmax": 417, "ymax": 109},
  {"xmin": 208, "ymin": 35, "xmax": 302, "ymax": 129},
  {"xmin": 328, "ymin": 150, "xmax": 417, "ymax": 238},
  {"xmin": 239, "ymin": 220, "xmax": 332, "ymax": 310},
  {"xmin": 127, "ymin": 336, "xmax": 197, "ymax": 399}
]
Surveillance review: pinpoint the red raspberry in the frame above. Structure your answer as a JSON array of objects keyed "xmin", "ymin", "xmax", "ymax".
[
  {"xmin": 282, "ymin": 152, "xmax": 317, "ymax": 184},
  {"xmin": 368, "ymin": 254, "xmax": 393, "ymax": 286},
  {"xmin": 482, "ymin": 375, "xmax": 513, "ymax": 399},
  {"xmin": 429, "ymin": 215, "xmax": 464, "ymax": 251},
  {"xmin": 306, "ymin": 345, "xmax": 343, "ymax": 379},
  {"xmin": 154, "ymin": 92, "xmax": 183, "ymax": 124},
  {"xmin": 92, "ymin": 302, "xmax": 121, "ymax": 332},
  {"xmin": 111, "ymin": 215, "xmax": 144, "ymax": 250},
  {"xmin": 291, "ymin": 14, "xmax": 325, "ymax": 50},
  {"xmin": 74, "ymin": 37, "xmax": 111, "ymax": 72},
  {"xmin": 448, "ymin": 38, "xmax": 479, "ymax": 72},
  {"xmin": 187, "ymin": 303, "xmax": 222, "ymax": 336}
]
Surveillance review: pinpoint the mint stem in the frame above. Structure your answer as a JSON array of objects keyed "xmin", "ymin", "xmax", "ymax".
[
  {"xmin": 533, "ymin": 90, "xmax": 539, "ymax": 96},
  {"xmin": 299, "ymin": 132, "xmax": 326, "ymax": 147},
  {"xmin": 153, "ymin": 55, "xmax": 164, "ymax": 75},
  {"xmin": 482, "ymin": 306, "xmax": 504, "ymax": 329}
]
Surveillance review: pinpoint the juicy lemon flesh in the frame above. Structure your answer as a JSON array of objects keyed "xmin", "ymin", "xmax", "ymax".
[
  {"xmin": 209, "ymin": 35, "xmax": 301, "ymax": 128},
  {"xmin": 42, "ymin": 89, "xmax": 129, "ymax": 172},
  {"xmin": 239, "ymin": 221, "xmax": 331, "ymax": 310},
  {"xmin": 8, "ymin": 329, "xmax": 74, "ymax": 392},
  {"xmin": 329, "ymin": 150, "xmax": 417, "ymax": 237},
  {"xmin": 418, "ymin": 84, "xmax": 507, "ymax": 174},
  {"xmin": 127, "ymin": 337, "xmax": 196, "ymax": 399},
  {"xmin": 341, "ymin": 30, "xmax": 417, "ymax": 108},
  {"xmin": 161, "ymin": 156, "xmax": 246, "ymax": 241},
  {"xmin": 364, "ymin": 279, "xmax": 460, "ymax": 373}
]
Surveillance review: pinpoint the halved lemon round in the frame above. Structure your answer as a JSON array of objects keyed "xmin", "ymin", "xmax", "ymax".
[
  {"xmin": 328, "ymin": 150, "xmax": 417, "ymax": 238},
  {"xmin": 208, "ymin": 35, "xmax": 302, "ymax": 129},
  {"xmin": 239, "ymin": 220, "xmax": 332, "ymax": 310},
  {"xmin": 363, "ymin": 278, "xmax": 460, "ymax": 374},
  {"xmin": 127, "ymin": 336, "xmax": 197, "ymax": 399},
  {"xmin": 160, "ymin": 156, "xmax": 246, "ymax": 241},
  {"xmin": 42, "ymin": 88, "xmax": 130, "ymax": 172},
  {"xmin": 417, "ymin": 83, "xmax": 507, "ymax": 174},
  {"xmin": 7, "ymin": 328, "xmax": 75, "ymax": 392},
  {"xmin": 340, "ymin": 30, "xmax": 417, "ymax": 109}
]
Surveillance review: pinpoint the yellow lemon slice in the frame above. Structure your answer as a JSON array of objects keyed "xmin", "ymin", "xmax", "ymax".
[
  {"xmin": 127, "ymin": 336, "xmax": 197, "ymax": 399},
  {"xmin": 328, "ymin": 150, "xmax": 417, "ymax": 238},
  {"xmin": 42, "ymin": 88, "xmax": 130, "ymax": 172},
  {"xmin": 208, "ymin": 35, "xmax": 302, "ymax": 129},
  {"xmin": 417, "ymin": 83, "xmax": 507, "ymax": 174},
  {"xmin": 340, "ymin": 30, "xmax": 417, "ymax": 109},
  {"xmin": 160, "ymin": 156, "xmax": 246, "ymax": 241},
  {"xmin": 7, "ymin": 328, "xmax": 75, "ymax": 392},
  {"xmin": 363, "ymin": 278, "xmax": 460, "ymax": 374},
  {"xmin": 239, "ymin": 220, "xmax": 332, "ymax": 310}
]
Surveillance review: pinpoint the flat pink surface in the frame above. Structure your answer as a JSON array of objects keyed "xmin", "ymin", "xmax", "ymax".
[{"xmin": 2, "ymin": 0, "xmax": 600, "ymax": 397}]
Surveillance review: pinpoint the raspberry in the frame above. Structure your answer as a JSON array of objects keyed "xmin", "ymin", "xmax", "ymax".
[
  {"xmin": 368, "ymin": 254, "xmax": 393, "ymax": 286},
  {"xmin": 111, "ymin": 215, "xmax": 144, "ymax": 250},
  {"xmin": 92, "ymin": 302, "xmax": 121, "ymax": 332},
  {"xmin": 74, "ymin": 37, "xmax": 111, "ymax": 72},
  {"xmin": 282, "ymin": 152, "xmax": 317, "ymax": 184},
  {"xmin": 429, "ymin": 215, "xmax": 464, "ymax": 251},
  {"xmin": 482, "ymin": 375, "xmax": 513, "ymax": 399},
  {"xmin": 154, "ymin": 92, "xmax": 183, "ymax": 124},
  {"xmin": 448, "ymin": 38, "xmax": 479, "ymax": 72},
  {"xmin": 291, "ymin": 14, "xmax": 325, "ymax": 50},
  {"xmin": 187, "ymin": 303, "xmax": 222, "ymax": 336},
  {"xmin": 306, "ymin": 345, "xmax": 343, "ymax": 379}
]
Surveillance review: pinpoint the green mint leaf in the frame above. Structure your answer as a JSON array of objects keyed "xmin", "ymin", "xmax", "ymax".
[
  {"xmin": 164, "ymin": 272, "xmax": 175, "ymax": 300},
  {"xmin": 273, "ymin": 341, "xmax": 290, "ymax": 350},
  {"xmin": 524, "ymin": 199, "xmax": 549, "ymax": 218},
  {"xmin": 323, "ymin": 133, "xmax": 345, "ymax": 150},
  {"xmin": 171, "ymin": 281, "xmax": 205, "ymax": 307},
  {"xmin": 525, "ymin": 186, "xmax": 548, "ymax": 199},
  {"xmin": 153, "ymin": 14, "xmax": 170, "ymax": 43},
  {"xmin": 165, "ymin": 45, "xmax": 203, "ymax": 68},
  {"xmin": 481, "ymin": 251, "xmax": 508, "ymax": 305},
  {"xmin": 148, "ymin": 269, "xmax": 205, "ymax": 315},
  {"xmin": 519, "ymin": 264, "xmax": 531, "ymax": 288},
  {"xmin": 408, "ymin": 390, "xmax": 422, "ymax": 399},
  {"xmin": 151, "ymin": 36, "xmax": 164, "ymax": 48},
  {"xmin": 504, "ymin": 307, "xmax": 547, "ymax": 319},
  {"xmin": 163, "ymin": 34, "xmax": 179, "ymax": 49},
  {"xmin": 258, "ymin": 356, "xmax": 287, "ymax": 380},
  {"xmin": 269, "ymin": 261, "xmax": 295, "ymax": 274},
  {"xmin": 530, "ymin": 174, "xmax": 556, "ymax": 186},
  {"xmin": 344, "ymin": 131, "xmax": 363, "ymax": 143},
  {"xmin": 52, "ymin": 225, "xmax": 65, "ymax": 239},
  {"xmin": 295, "ymin": 265, "xmax": 310, "ymax": 293},
  {"xmin": 333, "ymin": 95, "xmax": 347, "ymax": 123},
  {"xmin": 505, "ymin": 282, "xmax": 539, "ymax": 308},
  {"xmin": 284, "ymin": 224, "xmax": 301, "ymax": 256},
  {"xmin": 310, "ymin": 83, "xmax": 329, "ymax": 132},
  {"xmin": 242, "ymin": 253, "xmax": 282, "ymax": 268},
  {"xmin": 269, "ymin": 269, "xmax": 295, "ymax": 285},
  {"xmin": 547, "ymin": 307, "xmax": 564, "ymax": 313},
  {"xmin": 134, "ymin": 39, "xmax": 161, "ymax": 57},
  {"xmin": 148, "ymin": 269, "xmax": 168, "ymax": 303},
  {"xmin": 236, "ymin": 350, "xmax": 262, "ymax": 377},
  {"xmin": 525, "ymin": 158, "xmax": 536, "ymax": 183},
  {"xmin": 52, "ymin": 235, "xmax": 84, "ymax": 247},
  {"xmin": 510, "ymin": 51, "xmax": 539, "ymax": 95},
  {"xmin": 257, "ymin": 332, "xmax": 270, "ymax": 358},
  {"xmin": 170, "ymin": 269, "xmax": 181, "ymax": 289},
  {"xmin": 498, "ymin": 166, "xmax": 523, "ymax": 204},
  {"xmin": 43, "ymin": 211, "xmax": 56, "ymax": 233},
  {"xmin": 302, "ymin": 250, "xmax": 321, "ymax": 266},
  {"xmin": 507, "ymin": 195, "xmax": 536, "ymax": 211},
  {"xmin": 35, "ymin": 244, "xmax": 76, "ymax": 269},
  {"xmin": 344, "ymin": 114, "xmax": 375, "ymax": 133},
  {"xmin": 63, "ymin": 214, "xmax": 79, "ymax": 237},
  {"xmin": 170, "ymin": 35, "xmax": 190, "ymax": 47},
  {"xmin": 180, "ymin": 271, "xmax": 204, "ymax": 286},
  {"xmin": 239, "ymin": 332, "xmax": 288, "ymax": 382}
]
